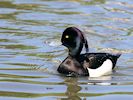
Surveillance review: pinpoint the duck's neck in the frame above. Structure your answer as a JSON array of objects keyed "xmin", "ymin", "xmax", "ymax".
[{"xmin": 69, "ymin": 42, "xmax": 83, "ymax": 57}]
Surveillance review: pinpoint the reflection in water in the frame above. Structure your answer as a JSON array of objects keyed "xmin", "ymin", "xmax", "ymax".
[
  {"xmin": 60, "ymin": 76, "xmax": 109, "ymax": 100},
  {"xmin": 88, "ymin": 76, "xmax": 113, "ymax": 85},
  {"xmin": 60, "ymin": 77, "xmax": 133, "ymax": 99},
  {"xmin": 63, "ymin": 77, "xmax": 81, "ymax": 100},
  {"xmin": 62, "ymin": 76, "xmax": 112, "ymax": 100}
]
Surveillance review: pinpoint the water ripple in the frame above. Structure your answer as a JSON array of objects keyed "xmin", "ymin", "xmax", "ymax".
[{"xmin": 0, "ymin": 0, "xmax": 133, "ymax": 99}]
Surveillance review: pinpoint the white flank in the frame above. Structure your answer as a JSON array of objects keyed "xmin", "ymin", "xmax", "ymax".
[{"xmin": 87, "ymin": 59, "xmax": 113, "ymax": 77}]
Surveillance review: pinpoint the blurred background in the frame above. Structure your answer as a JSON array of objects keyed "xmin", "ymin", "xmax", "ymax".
[{"xmin": 0, "ymin": 0, "xmax": 133, "ymax": 100}]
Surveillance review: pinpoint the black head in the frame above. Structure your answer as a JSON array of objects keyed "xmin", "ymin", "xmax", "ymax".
[{"xmin": 61, "ymin": 27, "xmax": 89, "ymax": 57}]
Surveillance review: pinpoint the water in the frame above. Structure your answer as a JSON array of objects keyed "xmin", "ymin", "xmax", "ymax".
[{"xmin": 0, "ymin": 0, "xmax": 133, "ymax": 99}]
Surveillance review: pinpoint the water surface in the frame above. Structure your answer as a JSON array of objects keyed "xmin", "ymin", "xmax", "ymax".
[{"xmin": 0, "ymin": 0, "xmax": 133, "ymax": 99}]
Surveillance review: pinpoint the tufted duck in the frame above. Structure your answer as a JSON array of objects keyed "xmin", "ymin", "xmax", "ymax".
[{"xmin": 57, "ymin": 27, "xmax": 121, "ymax": 77}]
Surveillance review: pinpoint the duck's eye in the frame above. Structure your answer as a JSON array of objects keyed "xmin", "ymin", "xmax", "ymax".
[{"xmin": 65, "ymin": 35, "xmax": 69, "ymax": 39}]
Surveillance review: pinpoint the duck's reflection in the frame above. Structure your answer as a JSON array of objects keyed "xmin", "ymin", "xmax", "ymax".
[
  {"xmin": 60, "ymin": 75, "xmax": 114, "ymax": 100},
  {"xmin": 61, "ymin": 77, "xmax": 81, "ymax": 100},
  {"xmin": 88, "ymin": 76, "xmax": 113, "ymax": 85}
]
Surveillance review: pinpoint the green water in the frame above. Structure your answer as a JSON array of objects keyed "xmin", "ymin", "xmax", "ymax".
[{"xmin": 0, "ymin": 0, "xmax": 133, "ymax": 100}]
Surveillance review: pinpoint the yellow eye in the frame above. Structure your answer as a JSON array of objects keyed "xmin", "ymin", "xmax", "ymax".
[{"xmin": 65, "ymin": 35, "xmax": 69, "ymax": 39}]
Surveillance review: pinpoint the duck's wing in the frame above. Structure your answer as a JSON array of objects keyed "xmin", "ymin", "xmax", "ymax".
[{"xmin": 79, "ymin": 53, "xmax": 121, "ymax": 69}]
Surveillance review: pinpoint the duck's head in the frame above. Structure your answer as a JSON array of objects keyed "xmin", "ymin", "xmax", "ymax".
[{"xmin": 61, "ymin": 27, "xmax": 89, "ymax": 57}]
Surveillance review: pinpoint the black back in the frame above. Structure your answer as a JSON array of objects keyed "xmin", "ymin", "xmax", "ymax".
[{"xmin": 78, "ymin": 53, "xmax": 121, "ymax": 69}]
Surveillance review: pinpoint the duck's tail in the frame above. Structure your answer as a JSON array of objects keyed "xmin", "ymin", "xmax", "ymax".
[
  {"xmin": 111, "ymin": 53, "xmax": 121, "ymax": 69},
  {"xmin": 115, "ymin": 53, "xmax": 121, "ymax": 58}
]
